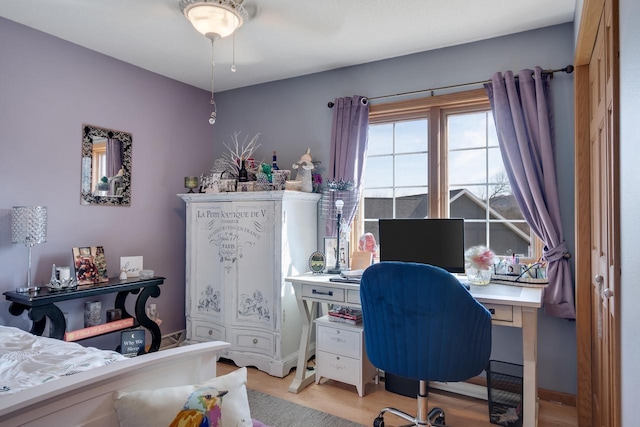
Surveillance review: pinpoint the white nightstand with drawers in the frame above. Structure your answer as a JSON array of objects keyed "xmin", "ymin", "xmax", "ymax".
[{"xmin": 314, "ymin": 316, "xmax": 377, "ymax": 396}]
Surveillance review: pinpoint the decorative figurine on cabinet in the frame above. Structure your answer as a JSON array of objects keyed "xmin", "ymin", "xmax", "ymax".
[{"xmin": 293, "ymin": 148, "xmax": 315, "ymax": 192}]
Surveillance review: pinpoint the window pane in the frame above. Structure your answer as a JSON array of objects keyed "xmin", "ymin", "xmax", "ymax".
[
  {"xmin": 364, "ymin": 192, "xmax": 393, "ymax": 219},
  {"xmin": 364, "ymin": 156, "xmax": 393, "ymax": 188},
  {"xmin": 463, "ymin": 221, "xmax": 487, "ymax": 248},
  {"xmin": 450, "ymin": 185, "xmax": 486, "ymax": 220},
  {"xmin": 396, "ymin": 190, "xmax": 428, "ymax": 218},
  {"xmin": 448, "ymin": 111, "xmax": 489, "ymax": 150},
  {"xmin": 395, "ymin": 119, "xmax": 428, "ymax": 153},
  {"xmin": 487, "ymin": 183, "xmax": 523, "ymax": 220},
  {"xmin": 395, "ymin": 153, "xmax": 428, "ymax": 186},
  {"xmin": 368, "ymin": 124, "xmax": 393, "ymax": 156},
  {"xmin": 487, "ymin": 147, "xmax": 506, "ymax": 181},
  {"xmin": 448, "ymin": 149, "xmax": 487, "ymax": 185},
  {"xmin": 488, "ymin": 222, "xmax": 531, "ymax": 257}
]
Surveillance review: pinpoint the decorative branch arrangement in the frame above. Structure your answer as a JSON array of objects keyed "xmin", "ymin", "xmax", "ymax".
[{"xmin": 215, "ymin": 132, "xmax": 261, "ymax": 176}]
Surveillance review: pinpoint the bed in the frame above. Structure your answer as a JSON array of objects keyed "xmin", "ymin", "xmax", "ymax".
[{"xmin": 0, "ymin": 325, "xmax": 231, "ymax": 427}]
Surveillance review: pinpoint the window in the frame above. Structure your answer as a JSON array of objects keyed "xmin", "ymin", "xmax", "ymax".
[{"xmin": 359, "ymin": 89, "xmax": 533, "ymax": 259}]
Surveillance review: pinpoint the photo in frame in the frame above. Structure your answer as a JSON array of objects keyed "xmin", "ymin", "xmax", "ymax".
[
  {"xmin": 324, "ymin": 236, "xmax": 350, "ymax": 270},
  {"xmin": 120, "ymin": 256, "xmax": 143, "ymax": 277},
  {"xmin": 73, "ymin": 246, "xmax": 108, "ymax": 285}
]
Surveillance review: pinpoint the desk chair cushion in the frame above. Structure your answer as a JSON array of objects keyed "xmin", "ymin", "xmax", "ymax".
[{"xmin": 360, "ymin": 261, "xmax": 492, "ymax": 383}]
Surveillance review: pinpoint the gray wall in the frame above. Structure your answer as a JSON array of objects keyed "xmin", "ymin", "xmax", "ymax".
[
  {"xmin": 0, "ymin": 17, "xmax": 213, "ymax": 348},
  {"xmin": 0, "ymin": 17, "xmax": 578, "ymax": 395},
  {"xmin": 619, "ymin": 0, "xmax": 640, "ymax": 423},
  {"xmin": 214, "ymin": 23, "xmax": 578, "ymax": 395}
]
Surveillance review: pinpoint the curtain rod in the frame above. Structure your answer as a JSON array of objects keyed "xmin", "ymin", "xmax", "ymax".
[{"xmin": 327, "ymin": 65, "xmax": 574, "ymax": 108}]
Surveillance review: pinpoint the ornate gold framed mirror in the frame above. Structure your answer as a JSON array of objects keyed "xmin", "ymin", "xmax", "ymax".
[{"xmin": 81, "ymin": 124, "xmax": 132, "ymax": 206}]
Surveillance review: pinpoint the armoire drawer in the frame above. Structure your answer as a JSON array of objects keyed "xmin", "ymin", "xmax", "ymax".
[
  {"xmin": 230, "ymin": 329, "xmax": 275, "ymax": 357},
  {"xmin": 189, "ymin": 319, "xmax": 226, "ymax": 342}
]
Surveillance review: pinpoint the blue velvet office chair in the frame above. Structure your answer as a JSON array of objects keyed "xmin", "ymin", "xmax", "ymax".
[{"xmin": 360, "ymin": 262, "xmax": 492, "ymax": 427}]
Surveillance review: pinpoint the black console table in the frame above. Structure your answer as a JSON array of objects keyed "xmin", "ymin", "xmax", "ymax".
[{"xmin": 3, "ymin": 276, "xmax": 164, "ymax": 353}]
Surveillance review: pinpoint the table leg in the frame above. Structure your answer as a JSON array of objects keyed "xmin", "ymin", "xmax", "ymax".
[
  {"xmin": 115, "ymin": 290, "xmax": 133, "ymax": 319},
  {"xmin": 8, "ymin": 302, "xmax": 66, "ymax": 339},
  {"xmin": 289, "ymin": 297, "xmax": 318, "ymax": 393},
  {"xmin": 522, "ymin": 306, "xmax": 539, "ymax": 427},
  {"xmin": 134, "ymin": 285, "xmax": 162, "ymax": 353}
]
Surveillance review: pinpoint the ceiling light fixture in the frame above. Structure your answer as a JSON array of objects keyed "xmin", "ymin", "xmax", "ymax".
[
  {"xmin": 180, "ymin": 0, "xmax": 248, "ymax": 40},
  {"xmin": 180, "ymin": 0, "xmax": 248, "ymax": 125}
]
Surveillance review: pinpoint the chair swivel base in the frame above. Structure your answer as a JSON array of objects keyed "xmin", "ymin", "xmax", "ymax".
[{"xmin": 372, "ymin": 407, "xmax": 446, "ymax": 427}]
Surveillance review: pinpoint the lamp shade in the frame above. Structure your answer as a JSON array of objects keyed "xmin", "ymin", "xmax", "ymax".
[
  {"xmin": 11, "ymin": 206, "xmax": 47, "ymax": 245},
  {"xmin": 180, "ymin": 0, "xmax": 247, "ymax": 40}
]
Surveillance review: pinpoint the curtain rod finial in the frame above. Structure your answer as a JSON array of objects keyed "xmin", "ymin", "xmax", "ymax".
[
  {"xmin": 565, "ymin": 65, "xmax": 574, "ymax": 74},
  {"xmin": 327, "ymin": 102, "xmax": 335, "ymax": 108}
]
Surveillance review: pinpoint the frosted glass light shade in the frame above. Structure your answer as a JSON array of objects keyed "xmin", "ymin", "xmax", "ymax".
[
  {"xmin": 11, "ymin": 206, "xmax": 47, "ymax": 245},
  {"xmin": 181, "ymin": 0, "xmax": 246, "ymax": 40}
]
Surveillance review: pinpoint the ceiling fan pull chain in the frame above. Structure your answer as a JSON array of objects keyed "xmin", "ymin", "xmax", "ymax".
[
  {"xmin": 209, "ymin": 38, "xmax": 217, "ymax": 125},
  {"xmin": 231, "ymin": 32, "xmax": 237, "ymax": 73}
]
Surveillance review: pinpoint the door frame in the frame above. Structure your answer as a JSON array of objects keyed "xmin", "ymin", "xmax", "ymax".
[{"xmin": 574, "ymin": 0, "xmax": 620, "ymax": 425}]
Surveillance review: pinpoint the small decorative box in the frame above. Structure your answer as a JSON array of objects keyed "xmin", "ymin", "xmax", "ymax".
[
  {"xmin": 237, "ymin": 181, "xmax": 255, "ymax": 192},
  {"xmin": 139, "ymin": 269, "xmax": 154, "ymax": 279}
]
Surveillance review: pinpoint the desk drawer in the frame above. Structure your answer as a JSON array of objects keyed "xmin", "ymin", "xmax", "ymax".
[
  {"xmin": 316, "ymin": 350, "xmax": 361, "ymax": 384},
  {"xmin": 346, "ymin": 289, "xmax": 361, "ymax": 305},
  {"xmin": 301, "ymin": 284, "xmax": 345, "ymax": 303},
  {"xmin": 483, "ymin": 303, "xmax": 513, "ymax": 322},
  {"xmin": 316, "ymin": 323, "xmax": 361, "ymax": 358}
]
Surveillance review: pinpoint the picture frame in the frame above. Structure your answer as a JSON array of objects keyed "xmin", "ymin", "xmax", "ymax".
[
  {"xmin": 120, "ymin": 256, "xmax": 143, "ymax": 277},
  {"xmin": 73, "ymin": 246, "xmax": 108, "ymax": 285},
  {"xmin": 308, "ymin": 251, "xmax": 326, "ymax": 274},
  {"xmin": 324, "ymin": 236, "xmax": 349, "ymax": 270}
]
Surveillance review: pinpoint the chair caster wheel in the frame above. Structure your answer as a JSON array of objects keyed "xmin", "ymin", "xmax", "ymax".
[
  {"xmin": 373, "ymin": 416, "xmax": 385, "ymax": 427},
  {"xmin": 428, "ymin": 407, "xmax": 446, "ymax": 425}
]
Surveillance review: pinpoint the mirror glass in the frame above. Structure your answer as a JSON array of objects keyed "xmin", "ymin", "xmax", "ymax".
[{"xmin": 81, "ymin": 124, "xmax": 132, "ymax": 206}]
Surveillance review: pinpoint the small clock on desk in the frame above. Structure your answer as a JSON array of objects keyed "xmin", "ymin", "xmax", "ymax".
[{"xmin": 308, "ymin": 251, "xmax": 326, "ymax": 274}]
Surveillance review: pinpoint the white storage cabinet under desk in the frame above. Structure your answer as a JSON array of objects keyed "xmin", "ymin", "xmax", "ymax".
[{"xmin": 314, "ymin": 316, "xmax": 377, "ymax": 397}]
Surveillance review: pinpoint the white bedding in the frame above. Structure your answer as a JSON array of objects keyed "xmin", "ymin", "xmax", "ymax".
[{"xmin": 0, "ymin": 325, "xmax": 126, "ymax": 396}]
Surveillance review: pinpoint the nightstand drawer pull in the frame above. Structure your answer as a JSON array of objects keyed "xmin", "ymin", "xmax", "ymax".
[{"xmin": 312, "ymin": 289, "xmax": 333, "ymax": 296}]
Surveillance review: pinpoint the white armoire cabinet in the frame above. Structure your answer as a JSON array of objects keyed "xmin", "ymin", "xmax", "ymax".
[{"xmin": 179, "ymin": 191, "xmax": 320, "ymax": 377}]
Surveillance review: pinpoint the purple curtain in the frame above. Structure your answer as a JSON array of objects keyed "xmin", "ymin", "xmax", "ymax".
[
  {"xmin": 485, "ymin": 67, "xmax": 575, "ymax": 319},
  {"xmin": 107, "ymin": 138, "xmax": 122, "ymax": 178},
  {"xmin": 326, "ymin": 96, "xmax": 369, "ymax": 236}
]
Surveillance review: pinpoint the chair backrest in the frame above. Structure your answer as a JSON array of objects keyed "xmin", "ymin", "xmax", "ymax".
[{"xmin": 360, "ymin": 261, "xmax": 492, "ymax": 382}]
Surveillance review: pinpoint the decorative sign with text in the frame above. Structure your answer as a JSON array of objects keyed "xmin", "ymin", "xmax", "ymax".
[
  {"xmin": 120, "ymin": 329, "xmax": 145, "ymax": 357},
  {"xmin": 196, "ymin": 205, "xmax": 273, "ymax": 272}
]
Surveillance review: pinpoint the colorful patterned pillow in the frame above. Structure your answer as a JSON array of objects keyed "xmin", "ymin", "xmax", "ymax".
[{"xmin": 113, "ymin": 367, "xmax": 252, "ymax": 427}]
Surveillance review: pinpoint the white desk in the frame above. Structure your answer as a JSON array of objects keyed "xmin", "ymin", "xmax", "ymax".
[{"xmin": 285, "ymin": 272, "xmax": 543, "ymax": 427}]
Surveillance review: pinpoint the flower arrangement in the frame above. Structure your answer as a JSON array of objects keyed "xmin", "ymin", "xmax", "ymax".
[
  {"xmin": 465, "ymin": 246, "xmax": 496, "ymax": 271},
  {"xmin": 312, "ymin": 173, "xmax": 323, "ymax": 193},
  {"xmin": 326, "ymin": 179, "xmax": 354, "ymax": 191}
]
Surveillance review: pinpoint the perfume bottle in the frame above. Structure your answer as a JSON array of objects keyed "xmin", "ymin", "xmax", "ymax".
[{"xmin": 272, "ymin": 151, "xmax": 279, "ymax": 171}]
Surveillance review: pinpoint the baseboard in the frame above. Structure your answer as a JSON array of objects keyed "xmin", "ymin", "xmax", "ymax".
[{"xmin": 160, "ymin": 329, "xmax": 186, "ymax": 349}]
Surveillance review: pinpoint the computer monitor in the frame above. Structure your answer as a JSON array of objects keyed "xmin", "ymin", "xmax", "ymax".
[{"xmin": 378, "ymin": 218, "xmax": 466, "ymax": 273}]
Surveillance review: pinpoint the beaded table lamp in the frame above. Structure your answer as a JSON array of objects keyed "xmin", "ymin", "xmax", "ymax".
[{"xmin": 11, "ymin": 206, "xmax": 47, "ymax": 292}]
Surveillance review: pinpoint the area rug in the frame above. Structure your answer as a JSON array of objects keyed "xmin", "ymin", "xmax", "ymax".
[{"xmin": 247, "ymin": 389, "xmax": 365, "ymax": 427}]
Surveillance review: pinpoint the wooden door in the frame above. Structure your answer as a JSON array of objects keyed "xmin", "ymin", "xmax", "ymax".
[{"xmin": 586, "ymin": 0, "xmax": 620, "ymax": 425}]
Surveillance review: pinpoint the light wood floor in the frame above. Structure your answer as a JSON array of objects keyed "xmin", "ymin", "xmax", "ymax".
[{"xmin": 217, "ymin": 360, "xmax": 577, "ymax": 427}]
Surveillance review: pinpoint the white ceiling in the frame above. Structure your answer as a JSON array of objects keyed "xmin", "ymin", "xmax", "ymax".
[{"xmin": 0, "ymin": 0, "xmax": 576, "ymax": 92}]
